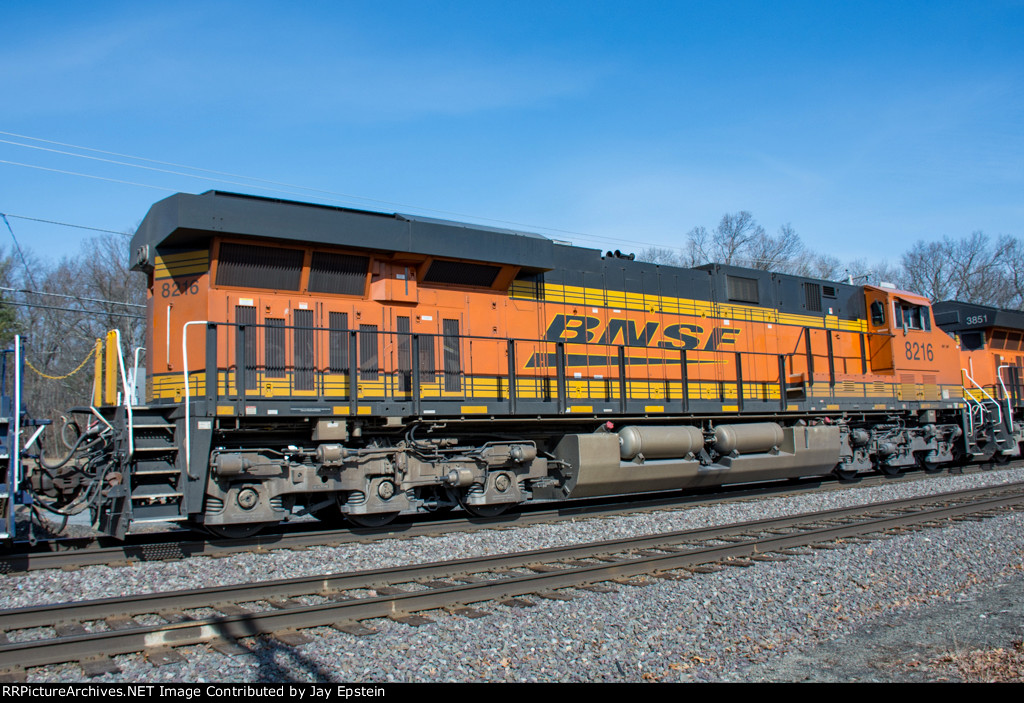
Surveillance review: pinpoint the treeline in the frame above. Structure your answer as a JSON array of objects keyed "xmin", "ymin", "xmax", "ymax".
[{"xmin": 638, "ymin": 211, "xmax": 1023, "ymax": 309}]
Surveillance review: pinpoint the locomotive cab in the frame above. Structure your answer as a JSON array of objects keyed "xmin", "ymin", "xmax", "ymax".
[{"xmin": 863, "ymin": 285, "xmax": 959, "ymax": 383}]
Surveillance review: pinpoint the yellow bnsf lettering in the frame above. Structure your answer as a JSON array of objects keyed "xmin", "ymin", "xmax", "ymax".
[{"xmin": 543, "ymin": 314, "xmax": 740, "ymax": 351}]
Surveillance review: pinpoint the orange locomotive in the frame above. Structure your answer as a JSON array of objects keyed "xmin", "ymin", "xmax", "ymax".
[{"xmin": 55, "ymin": 192, "xmax": 1023, "ymax": 537}]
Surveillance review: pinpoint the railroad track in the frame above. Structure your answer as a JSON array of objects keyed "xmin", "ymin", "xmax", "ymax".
[
  {"xmin": 4, "ymin": 462, "xmax": 1016, "ymax": 574},
  {"xmin": 1, "ymin": 481, "xmax": 1021, "ymax": 680}
]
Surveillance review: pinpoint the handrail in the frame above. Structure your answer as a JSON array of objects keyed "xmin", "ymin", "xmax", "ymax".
[
  {"xmin": 4, "ymin": 336, "xmax": 21, "ymax": 539},
  {"xmin": 996, "ymin": 365, "xmax": 1016, "ymax": 433},
  {"xmin": 130, "ymin": 346, "xmax": 146, "ymax": 403},
  {"xmin": 961, "ymin": 368, "xmax": 1002, "ymax": 427},
  {"xmin": 111, "ymin": 330, "xmax": 133, "ymax": 458},
  {"xmin": 960, "ymin": 381, "xmax": 979, "ymax": 439},
  {"xmin": 180, "ymin": 319, "xmax": 917, "ymax": 411},
  {"xmin": 181, "ymin": 321, "xmax": 210, "ymax": 480}
]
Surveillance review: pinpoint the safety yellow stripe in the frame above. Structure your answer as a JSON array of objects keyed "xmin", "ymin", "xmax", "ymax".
[
  {"xmin": 157, "ymin": 373, "xmax": 975, "ymax": 407},
  {"xmin": 154, "ymin": 250, "xmax": 209, "ymax": 279},
  {"xmin": 510, "ymin": 281, "xmax": 868, "ymax": 333}
]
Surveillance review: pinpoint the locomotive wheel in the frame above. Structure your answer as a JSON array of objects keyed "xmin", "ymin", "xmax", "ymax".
[
  {"xmin": 204, "ymin": 522, "xmax": 270, "ymax": 539},
  {"xmin": 833, "ymin": 464, "xmax": 859, "ymax": 482},
  {"xmin": 877, "ymin": 461, "xmax": 903, "ymax": 477},
  {"xmin": 346, "ymin": 512, "xmax": 400, "ymax": 528},
  {"xmin": 463, "ymin": 503, "xmax": 510, "ymax": 518},
  {"xmin": 458, "ymin": 498, "xmax": 512, "ymax": 518},
  {"xmin": 916, "ymin": 453, "xmax": 944, "ymax": 474}
]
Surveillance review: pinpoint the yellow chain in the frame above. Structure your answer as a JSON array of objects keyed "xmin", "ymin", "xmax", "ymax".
[{"xmin": 25, "ymin": 345, "xmax": 98, "ymax": 380}]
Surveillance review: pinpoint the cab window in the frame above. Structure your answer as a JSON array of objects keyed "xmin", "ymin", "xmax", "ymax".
[
  {"xmin": 870, "ymin": 300, "xmax": 886, "ymax": 326},
  {"xmin": 894, "ymin": 300, "xmax": 931, "ymax": 331}
]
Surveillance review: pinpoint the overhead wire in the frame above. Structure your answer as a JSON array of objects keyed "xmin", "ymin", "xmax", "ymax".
[
  {"xmin": 0, "ymin": 299, "xmax": 144, "ymax": 320},
  {"xmin": 0, "ymin": 213, "xmax": 130, "ymax": 237},
  {"xmin": 1, "ymin": 212, "xmax": 39, "ymax": 288},
  {"xmin": 1, "ymin": 131, "xmax": 820, "ymax": 269},
  {"xmin": 0, "ymin": 131, "xmax": 687, "ymax": 253},
  {"xmin": 0, "ymin": 159, "xmax": 178, "ymax": 192},
  {"xmin": 0, "ymin": 286, "xmax": 144, "ymax": 309}
]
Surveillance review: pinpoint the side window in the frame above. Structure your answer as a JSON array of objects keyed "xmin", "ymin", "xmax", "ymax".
[
  {"xmin": 870, "ymin": 300, "xmax": 886, "ymax": 327},
  {"xmin": 894, "ymin": 301, "xmax": 928, "ymax": 330},
  {"xmin": 960, "ymin": 331, "xmax": 985, "ymax": 351}
]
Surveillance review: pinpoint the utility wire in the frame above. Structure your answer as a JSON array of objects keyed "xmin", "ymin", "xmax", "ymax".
[
  {"xmin": 2, "ymin": 132, "xmax": 825, "ymax": 267},
  {"xmin": 1, "ymin": 299, "xmax": 144, "ymax": 320},
  {"xmin": 0, "ymin": 286, "xmax": 144, "ymax": 309},
  {"xmin": 1, "ymin": 213, "xmax": 38, "ymax": 288},
  {"xmin": 0, "ymin": 160, "xmax": 178, "ymax": 192},
  {"xmin": 0, "ymin": 132, "xmax": 668, "ymax": 248},
  {"xmin": 0, "ymin": 213, "xmax": 130, "ymax": 237}
]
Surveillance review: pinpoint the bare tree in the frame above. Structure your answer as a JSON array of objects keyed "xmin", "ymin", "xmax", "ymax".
[
  {"xmin": 745, "ymin": 223, "xmax": 806, "ymax": 272},
  {"xmin": 901, "ymin": 239, "xmax": 952, "ymax": 301},
  {"xmin": 710, "ymin": 211, "xmax": 765, "ymax": 265},
  {"xmin": 636, "ymin": 246, "xmax": 683, "ymax": 266}
]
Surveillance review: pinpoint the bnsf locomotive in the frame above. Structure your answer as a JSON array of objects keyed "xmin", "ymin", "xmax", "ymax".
[{"xmin": 35, "ymin": 191, "xmax": 1024, "ymax": 538}]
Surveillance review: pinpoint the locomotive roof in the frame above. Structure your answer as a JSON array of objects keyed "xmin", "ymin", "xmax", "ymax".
[
  {"xmin": 131, "ymin": 191, "xmax": 864, "ymax": 321},
  {"xmin": 933, "ymin": 300, "xmax": 1024, "ymax": 333},
  {"xmin": 131, "ymin": 190, "xmax": 559, "ymax": 272}
]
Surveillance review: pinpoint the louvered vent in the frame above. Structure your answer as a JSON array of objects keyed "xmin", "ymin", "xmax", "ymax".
[
  {"xmin": 217, "ymin": 243, "xmax": 303, "ymax": 290},
  {"xmin": 308, "ymin": 252, "xmax": 370, "ymax": 295},
  {"xmin": 424, "ymin": 260, "xmax": 500, "ymax": 287},
  {"xmin": 328, "ymin": 312, "xmax": 349, "ymax": 374},
  {"xmin": 822, "ymin": 285, "xmax": 837, "ymax": 298},
  {"xmin": 804, "ymin": 282, "xmax": 822, "ymax": 312},
  {"xmin": 726, "ymin": 275, "xmax": 759, "ymax": 304}
]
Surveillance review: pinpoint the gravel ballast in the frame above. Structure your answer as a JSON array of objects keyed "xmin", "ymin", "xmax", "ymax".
[{"xmin": 8, "ymin": 467, "xmax": 1024, "ymax": 683}]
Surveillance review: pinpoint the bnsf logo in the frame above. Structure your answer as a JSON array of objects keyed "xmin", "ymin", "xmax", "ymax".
[{"xmin": 545, "ymin": 314, "xmax": 740, "ymax": 351}]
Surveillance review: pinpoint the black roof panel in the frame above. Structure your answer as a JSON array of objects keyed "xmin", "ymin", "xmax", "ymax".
[{"xmin": 132, "ymin": 191, "xmax": 558, "ymax": 271}]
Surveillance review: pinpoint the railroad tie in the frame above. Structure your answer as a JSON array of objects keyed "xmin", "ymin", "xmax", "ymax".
[
  {"xmin": 388, "ymin": 613, "xmax": 434, "ymax": 627},
  {"xmin": 446, "ymin": 606, "xmax": 489, "ymax": 619},
  {"xmin": 146, "ymin": 647, "xmax": 184, "ymax": 666},
  {"xmin": 273, "ymin": 630, "xmax": 312, "ymax": 646},
  {"xmin": 80, "ymin": 655, "xmax": 119, "ymax": 677},
  {"xmin": 209, "ymin": 639, "xmax": 250, "ymax": 656},
  {"xmin": 332, "ymin": 621, "xmax": 378, "ymax": 636}
]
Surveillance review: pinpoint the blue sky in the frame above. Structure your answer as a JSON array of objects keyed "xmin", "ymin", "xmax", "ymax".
[{"xmin": 1, "ymin": 1, "xmax": 1022, "ymax": 264}]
